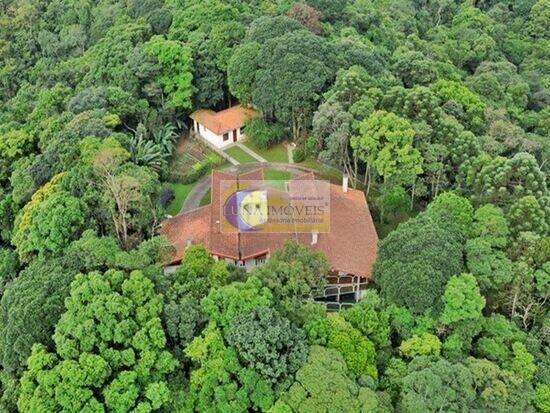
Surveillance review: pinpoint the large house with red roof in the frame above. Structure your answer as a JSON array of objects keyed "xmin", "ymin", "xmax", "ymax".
[
  {"xmin": 190, "ymin": 105, "xmax": 259, "ymax": 148},
  {"xmin": 162, "ymin": 168, "xmax": 379, "ymax": 279}
]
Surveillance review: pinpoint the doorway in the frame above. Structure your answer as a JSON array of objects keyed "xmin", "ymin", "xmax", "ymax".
[{"xmin": 232, "ymin": 129, "xmax": 238, "ymax": 142}]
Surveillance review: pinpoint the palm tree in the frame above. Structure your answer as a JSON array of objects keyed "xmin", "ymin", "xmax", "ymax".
[{"xmin": 152, "ymin": 123, "xmax": 178, "ymax": 156}]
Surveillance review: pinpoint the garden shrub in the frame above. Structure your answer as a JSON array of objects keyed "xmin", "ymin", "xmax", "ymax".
[
  {"xmin": 179, "ymin": 154, "xmax": 223, "ymax": 184},
  {"xmin": 245, "ymin": 118, "xmax": 285, "ymax": 149},
  {"xmin": 293, "ymin": 147, "xmax": 306, "ymax": 162}
]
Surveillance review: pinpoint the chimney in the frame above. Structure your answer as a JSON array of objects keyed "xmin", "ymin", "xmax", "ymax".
[
  {"xmin": 311, "ymin": 230, "xmax": 319, "ymax": 245},
  {"xmin": 342, "ymin": 174, "xmax": 349, "ymax": 193},
  {"xmin": 186, "ymin": 237, "xmax": 193, "ymax": 249}
]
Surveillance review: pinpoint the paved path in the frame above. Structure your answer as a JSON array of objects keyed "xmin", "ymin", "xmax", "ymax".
[
  {"xmin": 235, "ymin": 142, "xmax": 267, "ymax": 162},
  {"xmin": 179, "ymin": 162, "xmax": 317, "ymax": 214},
  {"xmin": 180, "ymin": 174, "xmax": 211, "ymax": 213}
]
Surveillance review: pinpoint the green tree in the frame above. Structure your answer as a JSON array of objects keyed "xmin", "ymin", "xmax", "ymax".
[
  {"xmin": 18, "ymin": 270, "xmax": 177, "ymax": 412},
  {"xmin": 375, "ymin": 182, "xmax": 409, "ymax": 224},
  {"xmin": 184, "ymin": 323, "xmax": 275, "ymax": 412},
  {"xmin": 13, "ymin": 189, "xmax": 87, "ymax": 261},
  {"xmin": 459, "ymin": 152, "xmax": 547, "ymax": 207},
  {"xmin": 352, "ymin": 110, "xmax": 423, "ymax": 190},
  {"xmin": 311, "ymin": 101, "xmax": 354, "ymax": 173},
  {"xmin": 465, "ymin": 238, "xmax": 514, "ymax": 293},
  {"xmin": 27, "ymin": 191, "xmax": 87, "ymax": 256},
  {"xmin": 508, "ymin": 195, "xmax": 548, "ymax": 237},
  {"xmin": 243, "ymin": 118, "xmax": 285, "ymax": 149},
  {"xmin": 466, "ymin": 357, "xmax": 533, "ymax": 412},
  {"xmin": 93, "ymin": 146, "xmax": 161, "ymax": 249},
  {"xmin": 431, "ymin": 80, "xmax": 486, "ymax": 132},
  {"xmin": 0, "ymin": 248, "xmax": 18, "ymax": 293},
  {"xmin": 228, "ymin": 42, "xmax": 261, "ymax": 104},
  {"xmin": 271, "ymin": 346, "xmax": 388, "ymax": 413},
  {"xmin": 506, "ymin": 342, "xmax": 537, "ymax": 382},
  {"xmin": 324, "ymin": 65, "xmax": 373, "ymax": 110},
  {"xmin": 373, "ymin": 213, "xmax": 464, "ymax": 313},
  {"xmin": 245, "ymin": 16, "xmax": 303, "ymax": 45},
  {"xmin": 202, "ymin": 276, "xmax": 273, "ymax": 328},
  {"xmin": 440, "ymin": 274, "xmax": 486, "ymax": 325},
  {"xmin": 144, "ymin": 36, "xmax": 194, "ymax": 109},
  {"xmin": 253, "ymin": 240, "xmax": 329, "ymax": 323},
  {"xmin": 534, "ymin": 384, "xmax": 550, "ymax": 413},
  {"xmin": 528, "ymin": 0, "xmax": 550, "ymax": 38},
  {"xmin": 399, "ymin": 334, "xmax": 442, "ymax": 359},
  {"xmin": 159, "ymin": 245, "xmax": 219, "ymax": 354},
  {"xmin": 392, "ymin": 50, "xmax": 437, "ymax": 88},
  {"xmin": 306, "ymin": 313, "xmax": 378, "ymax": 381},
  {"xmin": 226, "ymin": 307, "xmax": 308, "ymax": 384},
  {"xmin": 472, "ymin": 204, "xmax": 510, "ymax": 248},
  {"xmin": 0, "ymin": 259, "xmax": 75, "ymax": 378},
  {"xmin": 399, "ymin": 357, "xmax": 476, "ymax": 413},
  {"xmin": 341, "ymin": 290, "xmax": 390, "ymax": 350},
  {"xmin": 439, "ymin": 5, "xmax": 496, "ymax": 72},
  {"xmin": 438, "ymin": 273, "xmax": 485, "ymax": 359},
  {"xmin": 426, "ymin": 192, "xmax": 474, "ymax": 240},
  {"xmin": 475, "ymin": 314, "xmax": 527, "ymax": 366},
  {"xmin": 253, "ymin": 30, "xmax": 334, "ymax": 140},
  {"xmin": 0, "ymin": 129, "xmax": 34, "ymax": 167}
]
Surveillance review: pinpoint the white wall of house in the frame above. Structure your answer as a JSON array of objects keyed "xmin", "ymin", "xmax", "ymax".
[
  {"xmin": 193, "ymin": 120, "xmax": 244, "ymax": 149},
  {"xmin": 216, "ymin": 254, "xmax": 268, "ymax": 271}
]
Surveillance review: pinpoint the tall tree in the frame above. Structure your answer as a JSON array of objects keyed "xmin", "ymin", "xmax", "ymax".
[
  {"xmin": 144, "ymin": 36, "xmax": 194, "ymax": 109},
  {"xmin": 253, "ymin": 30, "xmax": 334, "ymax": 140},
  {"xmin": 352, "ymin": 111, "xmax": 423, "ymax": 193},
  {"xmin": 17, "ymin": 270, "xmax": 177, "ymax": 412}
]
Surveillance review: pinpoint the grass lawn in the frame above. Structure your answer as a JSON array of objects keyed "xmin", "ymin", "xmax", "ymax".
[
  {"xmin": 243, "ymin": 141, "xmax": 288, "ymax": 163},
  {"xmin": 264, "ymin": 169, "xmax": 291, "ymax": 190},
  {"xmin": 214, "ymin": 161, "xmax": 231, "ymax": 170},
  {"xmin": 225, "ymin": 146, "xmax": 258, "ymax": 164},
  {"xmin": 200, "ymin": 189, "xmax": 211, "ymax": 206},
  {"xmin": 166, "ymin": 183, "xmax": 195, "ymax": 216},
  {"xmin": 264, "ymin": 169, "xmax": 291, "ymax": 181}
]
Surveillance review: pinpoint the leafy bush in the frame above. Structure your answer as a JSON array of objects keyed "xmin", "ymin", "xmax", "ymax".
[
  {"xmin": 179, "ymin": 154, "xmax": 224, "ymax": 184},
  {"xmin": 159, "ymin": 185, "xmax": 175, "ymax": 208},
  {"xmin": 244, "ymin": 118, "xmax": 285, "ymax": 149},
  {"xmin": 293, "ymin": 146, "xmax": 306, "ymax": 162}
]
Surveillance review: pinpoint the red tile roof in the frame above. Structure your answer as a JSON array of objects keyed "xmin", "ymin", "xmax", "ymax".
[
  {"xmin": 161, "ymin": 169, "xmax": 378, "ymax": 278},
  {"xmin": 162, "ymin": 205, "xmax": 211, "ymax": 258},
  {"xmin": 190, "ymin": 105, "xmax": 260, "ymax": 135}
]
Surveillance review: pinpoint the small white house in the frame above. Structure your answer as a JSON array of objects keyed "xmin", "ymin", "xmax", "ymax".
[{"xmin": 190, "ymin": 105, "xmax": 259, "ymax": 149}]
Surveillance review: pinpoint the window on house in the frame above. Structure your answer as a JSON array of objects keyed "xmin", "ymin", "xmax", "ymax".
[
  {"xmin": 240, "ymin": 127, "xmax": 245, "ymax": 134},
  {"xmin": 255, "ymin": 255, "xmax": 267, "ymax": 265},
  {"xmin": 223, "ymin": 133, "xmax": 229, "ymax": 141}
]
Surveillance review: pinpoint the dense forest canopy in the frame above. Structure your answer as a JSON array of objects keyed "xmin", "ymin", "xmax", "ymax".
[{"xmin": 0, "ymin": 0, "xmax": 548, "ymax": 412}]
